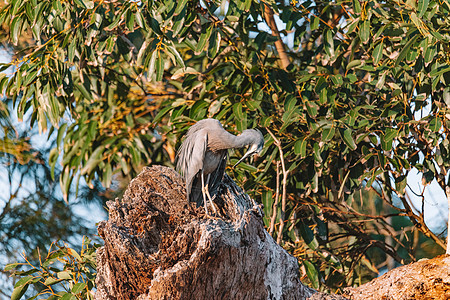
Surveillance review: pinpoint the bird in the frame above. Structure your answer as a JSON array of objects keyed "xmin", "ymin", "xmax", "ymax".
[{"xmin": 176, "ymin": 119, "xmax": 264, "ymax": 215}]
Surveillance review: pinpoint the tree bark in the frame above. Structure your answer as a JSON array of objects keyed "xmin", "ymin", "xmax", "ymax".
[
  {"xmin": 94, "ymin": 166, "xmax": 450, "ymax": 299},
  {"xmin": 343, "ymin": 255, "xmax": 450, "ymax": 299},
  {"xmin": 94, "ymin": 166, "xmax": 317, "ymax": 300}
]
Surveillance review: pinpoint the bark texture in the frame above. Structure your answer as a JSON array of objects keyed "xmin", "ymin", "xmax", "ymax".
[
  {"xmin": 95, "ymin": 165, "xmax": 316, "ymax": 300},
  {"xmin": 343, "ymin": 254, "xmax": 450, "ymax": 300}
]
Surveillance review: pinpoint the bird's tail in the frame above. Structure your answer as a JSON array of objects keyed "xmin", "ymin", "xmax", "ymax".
[{"xmin": 189, "ymin": 177, "xmax": 204, "ymax": 207}]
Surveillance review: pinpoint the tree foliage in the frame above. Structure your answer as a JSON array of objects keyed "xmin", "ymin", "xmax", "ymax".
[
  {"xmin": 5, "ymin": 237, "xmax": 97, "ymax": 300},
  {"xmin": 1, "ymin": 0, "xmax": 450, "ymax": 292},
  {"xmin": 0, "ymin": 98, "xmax": 105, "ymax": 297}
]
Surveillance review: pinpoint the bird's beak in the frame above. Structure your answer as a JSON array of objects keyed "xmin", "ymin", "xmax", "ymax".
[{"xmin": 233, "ymin": 149, "xmax": 254, "ymax": 169}]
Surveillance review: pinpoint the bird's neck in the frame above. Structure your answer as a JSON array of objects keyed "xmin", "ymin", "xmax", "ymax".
[
  {"xmin": 233, "ymin": 133, "xmax": 252, "ymax": 148},
  {"xmin": 208, "ymin": 131, "xmax": 251, "ymax": 151}
]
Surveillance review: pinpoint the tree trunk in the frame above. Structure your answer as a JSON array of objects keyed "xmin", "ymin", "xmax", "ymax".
[{"xmin": 94, "ymin": 166, "xmax": 450, "ymax": 300}]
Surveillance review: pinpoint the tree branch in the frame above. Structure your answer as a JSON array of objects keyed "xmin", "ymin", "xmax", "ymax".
[
  {"xmin": 263, "ymin": 4, "xmax": 290, "ymax": 70},
  {"xmin": 267, "ymin": 129, "xmax": 289, "ymax": 244}
]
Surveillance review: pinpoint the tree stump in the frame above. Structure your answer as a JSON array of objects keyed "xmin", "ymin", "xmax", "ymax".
[
  {"xmin": 94, "ymin": 165, "xmax": 318, "ymax": 300},
  {"xmin": 95, "ymin": 165, "xmax": 450, "ymax": 299}
]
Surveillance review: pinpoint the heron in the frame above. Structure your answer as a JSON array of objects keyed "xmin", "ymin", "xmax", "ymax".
[{"xmin": 176, "ymin": 119, "xmax": 264, "ymax": 215}]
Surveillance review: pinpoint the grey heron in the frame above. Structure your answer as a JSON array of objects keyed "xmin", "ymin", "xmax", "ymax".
[{"xmin": 176, "ymin": 119, "xmax": 264, "ymax": 215}]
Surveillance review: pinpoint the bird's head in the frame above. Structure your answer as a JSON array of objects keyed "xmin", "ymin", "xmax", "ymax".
[{"xmin": 233, "ymin": 129, "xmax": 264, "ymax": 168}]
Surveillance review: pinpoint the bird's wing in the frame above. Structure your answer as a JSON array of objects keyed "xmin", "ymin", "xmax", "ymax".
[
  {"xmin": 177, "ymin": 129, "xmax": 207, "ymax": 202},
  {"xmin": 207, "ymin": 151, "xmax": 227, "ymax": 199}
]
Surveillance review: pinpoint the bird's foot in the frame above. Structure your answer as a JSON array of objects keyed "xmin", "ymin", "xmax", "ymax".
[{"xmin": 204, "ymin": 213, "xmax": 222, "ymax": 220}]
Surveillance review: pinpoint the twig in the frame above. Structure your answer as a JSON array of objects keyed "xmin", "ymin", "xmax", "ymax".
[
  {"xmin": 377, "ymin": 180, "xmax": 447, "ymax": 250},
  {"xmin": 269, "ymin": 161, "xmax": 280, "ymax": 235},
  {"xmin": 446, "ymin": 186, "xmax": 450, "ymax": 254},
  {"xmin": 267, "ymin": 128, "xmax": 289, "ymax": 244}
]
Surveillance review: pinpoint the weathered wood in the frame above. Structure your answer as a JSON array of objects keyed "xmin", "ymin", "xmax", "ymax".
[
  {"xmin": 95, "ymin": 166, "xmax": 317, "ymax": 300},
  {"xmin": 343, "ymin": 255, "xmax": 450, "ymax": 300}
]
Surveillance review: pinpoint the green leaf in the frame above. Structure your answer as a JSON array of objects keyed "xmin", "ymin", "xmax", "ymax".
[
  {"xmin": 10, "ymin": 16, "xmax": 23, "ymax": 45},
  {"xmin": 80, "ymin": 0, "xmax": 94, "ymax": 9},
  {"xmin": 103, "ymin": 163, "xmax": 113, "ymax": 188},
  {"xmin": 4, "ymin": 263, "xmax": 20, "ymax": 271},
  {"xmin": 147, "ymin": 50, "xmax": 158, "ymax": 77},
  {"xmin": 44, "ymin": 277, "xmax": 63, "ymax": 286},
  {"xmin": 430, "ymin": 65, "xmax": 450, "ymax": 77},
  {"xmin": 359, "ymin": 20, "xmax": 370, "ymax": 44},
  {"xmin": 60, "ymin": 293, "xmax": 75, "ymax": 300},
  {"xmin": 298, "ymin": 222, "xmax": 319, "ymax": 250},
  {"xmin": 106, "ymin": 10, "xmax": 124, "ymax": 31},
  {"xmin": 310, "ymin": 15, "xmax": 319, "ymax": 31},
  {"xmin": 165, "ymin": 44, "xmax": 185, "ymax": 68},
  {"xmin": 155, "ymin": 52, "xmax": 164, "ymax": 81},
  {"xmin": 294, "ymin": 138, "xmax": 307, "ymax": 158},
  {"xmin": 324, "ymin": 29, "xmax": 334, "ymax": 57},
  {"xmin": 375, "ymin": 72, "xmax": 386, "ymax": 90},
  {"xmin": 233, "ymin": 161, "xmax": 257, "ymax": 172},
  {"xmin": 49, "ymin": 148, "xmax": 59, "ymax": 180},
  {"xmin": 149, "ymin": 17, "xmax": 162, "ymax": 35},
  {"xmin": 418, "ymin": 0, "xmax": 429, "ymax": 18},
  {"xmin": 322, "ymin": 127, "xmax": 335, "ymax": 142},
  {"xmin": 395, "ymin": 35, "xmax": 419, "ymax": 67},
  {"xmin": 395, "ymin": 175, "xmax": 407, "ymax": 192},
  {"xmin": 424, "ymin": 45, "xmax": 436, "ymax": 65},
  {"xmin": 373, "ymin": 40, "xmax": 383, "ymax": 65},
  {"xmin": 68, "ymin": 248, "xmax": 82, "ymax": 261},
  {"xmin": 330, "ymin": 74, "xmax": 343, "ymax": 86},
  {"xmin": 284, "ymin": 94, "xmax": 297, "ymax": 112},
  {"xmin": 171, "ymin": 67, "xmax": 200, "ymax": 79},
  {"xmin": 353, "ymin": 0, "xmax": 361, "ymax": 13},
  {"xmin": 11, "ymin": 0, "xmax": 22, "ymax": 16},
  {"xmin": 195, "ymin": 24, "xmax": 213, "ymax": 54},
  {"xmin": 305, "ymin": 101, "xmax": 319, "ymax": 118},
  {"xmin": 347, "ymin": 60, "xmax": 362, "ymax": 70},
  {"xmin": 207, "ymin": 30, "xmax": 221, "ymax": 59},
  {"xmin": 14, "ymin": 275, "xmax": 33, "ymax": 288},
  {"xmin": 383, "ymin": 128, "xmax": 398, "ymax": 144},
  {"xmin": 72, "ymin": 282, "xmax": 87, "ymax": 294},
  {"xmin": 303, "ymin": 260, "xmax": 319, "ymax": 289},
  {"xmin": 339, "ymin": 128, "xmax": 357, "ymax": 150},
  {"xmin": 152, "ymin": 105, "xmax": 173, "ymax": 125},
  {"xmin": 75, "ymin": 82, "xmax": 93, "ymax": 101},
  {"xmin": 233, "ymin": 102, "xmax": 244, "ymax": 120},
  {"xmin": 80, "ymin": 146, "xmax": 105, "ymax": 175},
  {"xmin": 57, "ymin": 271, "xmax": 72, "ymax": 280},
  {"xmin": 429, "ymin": 117, "xmax": 442, "ymax": 132},
  {"xmin": 174, "ymin": 0, "xmax": 189, "ymax": 15},
  {"xmin": 410, "ymin": 12, "xmax": 421, "ymax": 31},
  {"xmin": 125, "ymin": 8, "xmax": 135, "ymax": 31},
  {"xmin": 135, "ymin": 10, "xmax": 145, "ymax": 28},
  {"xmin": 57, "ymin": 123, "xmax": 68, "ymax": 147},
  {"xmin": 381, "ymin": 128, "xmax": 397, "ymax": 151},
  {"xmin": 11, "ymin": 284, "xmax": 29, "ymax": 300}
]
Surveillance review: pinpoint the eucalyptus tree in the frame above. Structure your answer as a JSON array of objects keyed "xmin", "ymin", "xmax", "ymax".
[{"xmin": 1, "ymin": 0, "xmax": 450, "ymax": 290}]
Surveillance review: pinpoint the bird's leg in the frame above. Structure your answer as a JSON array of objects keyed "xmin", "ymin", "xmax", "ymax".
[
  {"xmin": 201, "ymin": 170, "xmax": 209, "ymax": 216},
  {"xmin": 205, "ymin": 174, "xmax": 219, "ymax": 215}
]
